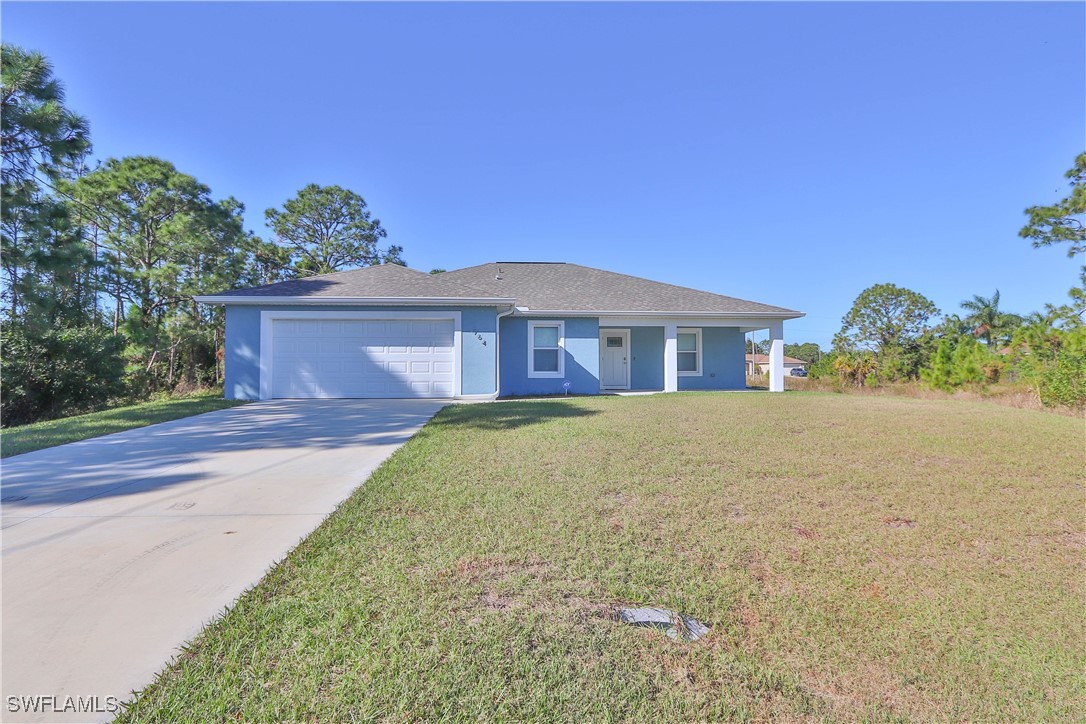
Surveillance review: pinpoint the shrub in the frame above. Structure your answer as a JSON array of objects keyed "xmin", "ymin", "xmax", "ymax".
[
  {"xmin": 1038, "ymin": 338, "xmax": 1086, "ymax": 409},
  {"xmin": 1006, "ymin": 318, "xmax": 1086, "ymax": 410},
  {"xmin": 1, "ymin": 322, "xmax": 127, "ymax": 426},
  {"xmin": 807, "ymin": 354, "xmax": 836, "ymax": 380}
]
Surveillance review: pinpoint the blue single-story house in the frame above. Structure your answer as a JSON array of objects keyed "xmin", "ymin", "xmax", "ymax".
[{"xmin": 195, "ymin": 262, "xmax": 803, "ymax": 400}]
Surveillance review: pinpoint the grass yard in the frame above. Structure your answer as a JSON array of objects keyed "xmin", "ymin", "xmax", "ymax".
[
  {"xmin": 0, "ymin": 391, "xmax": 249, "ymax": 458},
  {"xmin": 122, "ymin": 393, "xmax": 1084, "ymax": 721}
]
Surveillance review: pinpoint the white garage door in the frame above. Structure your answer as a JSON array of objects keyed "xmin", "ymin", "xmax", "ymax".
[{"xmin": 270, "ymin": 319, "xmax": 455, "ymax": 398}]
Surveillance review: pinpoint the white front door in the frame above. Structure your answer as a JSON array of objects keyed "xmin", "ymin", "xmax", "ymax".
[{"xmin": 599, "ymin": 329, "xmax": 630, "ymax": 390}]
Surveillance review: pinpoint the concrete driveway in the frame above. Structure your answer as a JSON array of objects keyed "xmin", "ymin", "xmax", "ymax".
[{"xmin": 1, "ymin": 399, "xmax": 447, "ymax": 722}]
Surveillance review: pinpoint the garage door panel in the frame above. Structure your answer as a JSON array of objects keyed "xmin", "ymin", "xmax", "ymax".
[
  {"xmin": 430, "ymin": 331, "xmax": 454, "ymax": 346},
  {"xmin": 271, "ymin": 318, "xmax": 455, "ymax": 399},
  {"xmin": 365, "ymin": 380, "xmax": 404, "ymax": 395},
  {"xmin": 272, "ymin": 338, "xmax": 297, "ymax": 354}
]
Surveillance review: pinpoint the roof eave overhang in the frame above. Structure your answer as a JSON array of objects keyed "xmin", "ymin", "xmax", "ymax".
[
  {"xmin": 193, "ymin": 296, "xmax": 517, "ymax": 306},
  {"xmin": 516, "ymin": 309, "xmax": 805, "ymax": 319}
]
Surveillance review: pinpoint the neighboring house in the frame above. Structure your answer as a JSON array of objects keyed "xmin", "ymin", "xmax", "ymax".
[
  {"xmin": 745, "ymin": 354, "xmax": 808, "ymax": 376},
  {"xmin": 196, "ymin": 262, "xmax": 803, "ymax": 400}
]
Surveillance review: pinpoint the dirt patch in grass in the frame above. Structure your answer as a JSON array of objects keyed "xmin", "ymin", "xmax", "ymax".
[
  {"xmin": 447, "ymin": 554, "xmax": 555, "ymax": 584},
  {"xmin": 1028, "ymin": 531, "xmax": 1086, "ymax": 549},
  {"xmin": 477, "ymin": 590, "xmax": 516, "ymax": 610}
]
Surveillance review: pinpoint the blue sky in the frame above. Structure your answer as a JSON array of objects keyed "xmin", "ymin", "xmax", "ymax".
[{"xmin": 4, "ymin": 1, "xmax": 1083, "ymax": 347}]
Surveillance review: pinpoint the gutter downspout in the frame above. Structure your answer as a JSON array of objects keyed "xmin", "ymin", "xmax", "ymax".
[{"xmin": 491, "ymin": 305, "xmax": 516, "ymax": 399}]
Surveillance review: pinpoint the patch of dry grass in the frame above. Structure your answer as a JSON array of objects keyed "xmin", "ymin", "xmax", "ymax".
[
  {"xmin": 121, "ymin": 393, "xmax": 1085, "ymax": 721},
  {"xmin": 769, "ymin": 375, "xmax": 1079, "ymax": 416}
]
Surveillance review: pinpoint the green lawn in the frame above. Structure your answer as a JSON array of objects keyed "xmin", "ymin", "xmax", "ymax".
[
  {"xmin": 121, "ymin": 393, "xmax": 1084, "ymax": 721},
  {"xmin": 0, "ymin": 391, "xmax": 249, "ymax": 458}
]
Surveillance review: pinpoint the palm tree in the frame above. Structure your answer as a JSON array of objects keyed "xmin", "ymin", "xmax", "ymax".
[
  {"xmin": 960, "ymin": 290, "xmax": 1022, "ymax": 348},
  {"xmin": 833, "ymin": 351, "xmax": 878, "ymax": 387}
]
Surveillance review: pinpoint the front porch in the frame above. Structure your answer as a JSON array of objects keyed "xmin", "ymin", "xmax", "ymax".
[
  {"xmin": 497, "ymin": 314, "xmax": 792, "ymax": 397},
  {"xmin": 596, "ymin": 317, "xmax": 789, "ymax": 393}
]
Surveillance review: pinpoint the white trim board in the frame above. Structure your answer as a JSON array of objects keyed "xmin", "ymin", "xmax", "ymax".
[
  {"xmin": 200, "ymin": 296, "xmax": 513, "ymax": 306},
  {"xmin": 599, "ymin": 316, "xmax": 798, "ymax": 328},
  {"xmin": 519, "ymin": 310, "xmax": 804, "ymax": 319},
  {"xmin": 258, "ymin": 309, "xmax": 463, "ymax": 400},
  {"xmin": 677, "ymin": 327, "xmax": 703, "ymax": 377},
  {"xmin": 527, "ymin": 320, "xmax": 565, "ymax": 379}
]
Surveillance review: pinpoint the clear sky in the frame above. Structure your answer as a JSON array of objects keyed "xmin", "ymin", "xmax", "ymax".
[{"xmin": 3, "ymin": 1, "xmax": 1083, "ymax": 347}]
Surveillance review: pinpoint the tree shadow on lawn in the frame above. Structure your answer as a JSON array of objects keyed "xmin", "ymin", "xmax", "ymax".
[
  {"xmin": 0, "ymin": 399, "xmax": 595, "ymax": 513},
  {"xmin": 435, "ymin": 399, "xmax": 598, "ymax": 431},
  {"xmin": 0, "ymin": 400, "xmax": 442, "ymax": 509}
]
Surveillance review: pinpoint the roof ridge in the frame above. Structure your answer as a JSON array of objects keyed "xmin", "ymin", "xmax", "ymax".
[
  {"xmin": 559, "ymin": 262, "xmax": 797, "ymax": 313},
  {"xmin": 427, "ymin": 271, "xmax": 510, "ymax": 300},
  {"xmin": 438, "ymin": 263, "xmax": 518, "ymax": 299},
  {"xmin": 441, "ymin": 261, "xmax": 801, "ymax": 315},
  {"xmin": 394, "ymin": 265, "xmax": 514, "ymax": 298}
]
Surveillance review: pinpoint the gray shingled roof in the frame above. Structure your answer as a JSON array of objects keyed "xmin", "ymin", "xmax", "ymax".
[
  {"xmin": 203, "ymin": 261, "xmax": 802, "ymax": 317},
  {"xmin": 206, "ymin": 263, "xmax": 506, "ymax": 300},
  {"xmin": 439, "ymin": 262, "xmax": 802, "ymax": 316}
]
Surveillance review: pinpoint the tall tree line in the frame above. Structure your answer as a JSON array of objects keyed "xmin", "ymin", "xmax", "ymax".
[{"xmin": 1, "ymin": 45, "xmax": 402, "ymax": 425}]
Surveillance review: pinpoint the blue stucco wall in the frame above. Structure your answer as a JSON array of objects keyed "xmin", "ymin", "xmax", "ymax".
[
  {"xmin": 499, "ymin": 316, "xmax": 600, "ymax": 396},
  {"xmin": 225, "ymin": 305, "xmax": 262, "ymax": 400},
  {"xmin": 629, "ymin": 326, "xmax": 664, "ymax": 391},
  {"xmin": 678, "ymin": 326, "xmax": 746, "ymax": 390},
  {"xmin": 224, "ymin": 306, "xmax": 748, "ymax": 400},
  {"xmin": 459, "ymin": 307, "xmax": 499, "ymax": 394},
  {"xmin": 223, "ymin": 304, "xmax": 498, "ymax": 400}
]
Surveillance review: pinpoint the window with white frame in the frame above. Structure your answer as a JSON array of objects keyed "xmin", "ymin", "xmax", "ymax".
[
  {"xmin": 677, "ymin": 328, "xmax": 702, "ymax": 376},
  {"xmin": 528, "ymin": 321, "xmax": 564, "ymax": 378}
]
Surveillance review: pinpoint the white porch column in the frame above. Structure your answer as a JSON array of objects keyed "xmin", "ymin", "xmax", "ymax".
[
  {"xmin": 664, "ymin": 323, "xmax": 678, "ymax": 392},
  {"xmin": 768, "ymin": 320, "xmax": 785, "ymax": 392}
]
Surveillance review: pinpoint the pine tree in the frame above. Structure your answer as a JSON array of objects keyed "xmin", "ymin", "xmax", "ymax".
[
  {"xmin": 920, "ymin": 339, "xmax": 955, "ymax": 392},
  {"xmin": 1, "ymin": 44, "xmax": 94, "ymax": 327},
  {"xmin": 265, "ymin": 184, "xmax": 402, "ymax": 277},
  {"xmin": 950, "ymin": 338, "xmax": 985, "ymax": 386},
  {"xmin": 68, "ymin": 156, "xmax": 254, "ymax": 391}
]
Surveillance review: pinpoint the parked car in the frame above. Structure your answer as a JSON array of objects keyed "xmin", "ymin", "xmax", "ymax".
[{"xmin": 790, "ymin": 368, "xmax": 808, "ymax": 377}]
